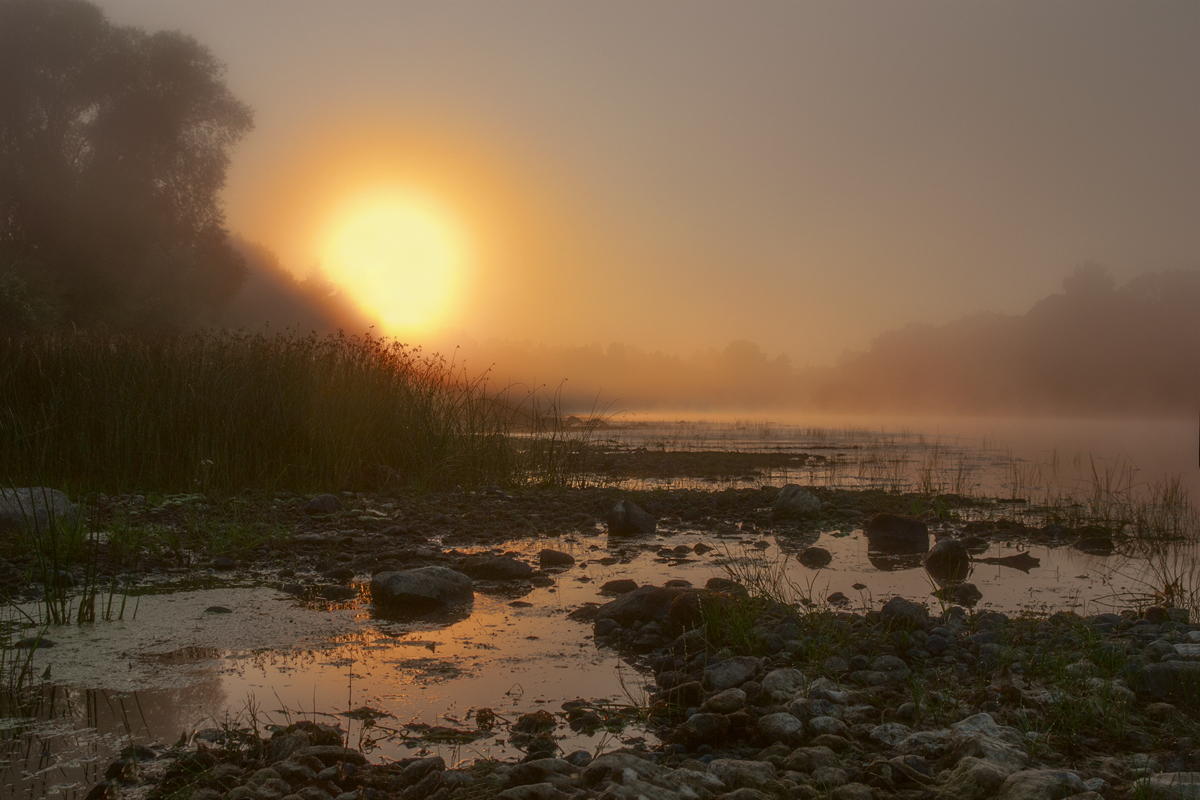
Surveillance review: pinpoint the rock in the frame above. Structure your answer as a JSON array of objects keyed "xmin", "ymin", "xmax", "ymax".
[
  {"xmin": 1133, "ymin": 661, "xmax": 1200, "ymax": 700},
  {"xmin": 924, "ymin": 538, "xmax": 971, "ymax": 583},
  {"xmin": 213, "ymin": 556, "xmax": 236, "ymax": 571},
  {"xmin": 864, "ymin": 513, "xmax": 929, "ymax": 553},
  {"xmin": 507, "ymin": 758, "xmax": 579, "ymax": 790},
  {"xmin": 600, "ymin": 579, "xmax": 639, "ymax": 595},
  {"xmin": 538, "ymin": 549, "xmax": 575, "ymax": 567},
  {"xmin": 1, "ymin": 487, "xmax": 80, "ymax": 534},
  {"xmin": 783, "ymin": 746, "xmax": 839, "ymax": 774},
  {"xmin": 789, "ymin": 698, "xmax": 843, "ymax": 721},
  {"xmin": 497, "ymin": 784, "xmax": 571, "ymax": 800},
  {"xmin": 705, "ymin": 576, "xmax": 748, "ymax": 595},
  {"xmin": 1133, "ymin": 772, "xmax": 1200, "ymax": 799},
  {"xmin": 812, "ymin": 766, "xmax": 848, "ymax": 789},
  {"xmin": 667, "ymin": 589, "xmax": 711, "ymax": 628},
  {"xmin": 880, "ymin": 596, "xmax": 931, "ymax": 629},
  {"xmin": 370, "ymin": 566, "xmax": 473, "ymax": 612},
  {"xmin": 1073, "ymin": 535, "xmax": 1114, "ymax": 556},
  {"xmin": 660, "ymin": 681, "xmax": 705, "ymax": 708},
  {"xmin": 757, "ymin": 713, "xmax": 805, "ymax": 745},
  {"xmin": 953, "ymin": 583, "xmax": 983, "ymax": 606},
  {"xmin": 808, "ymin": 716, "xmax": 849, "ymax": 738},
  {"xmin": 703, "ymin": 656, "xmax": 760, "ymax": 691},
  {"xmin": 994, "ymin": 769, "xmax": 1085, "ymax": 800},
  {"xmin": 267, "ymin": 734, "xmax": 310, "ymax": 764},
  {"xmin": 593, "ymin": 617, "xmax": 621, "ymax": 638},
  {"xmin": 319, "ymin": 586, "xmax": 357, "ymax": 601},
  {"xmin": 701, "ymin": 688, "xmax": 747, "ymax": 714},
  {"xmin": 935, "ymin": 757, "xmax": 1014, "ymax": 800},
  {"xmin": 823, "ymin": 656, "xmax": 850, "ymax": 674},
  {"xmin": 673, "ymin": 713, "xmax": 731, "ymax": 747},
  {"xmin": 871, "ymin": 654, "xmax": 908, "ymax": 673},
  {"xmin": 832, "ymin": 785, "xmax": 874, "ymax": 800},
  {"xmin": 305, "ymin": 494, "xmax": 342, "ymax": 515},
  {"xmin": 799, "ymin": 547, "xmax": 832, "ymax": 569},
  {"xmin": 870, "ymin": 723, "xmax": 913, "ymax": 749},
  {"xmin": 15, "ymin": 637, "xmax": 55, "ymax": 648},
  {"xmin": 460, "ymin": 555, "xmax": 534, "ymax": 581},
  {"xmin": 897, "ymin": 714, "xmax": 1028, "ymax": 773},
  {"xmin": 771, "ymin": 484, "xmax": 821, "ymax": 518},
  {"xmin": 760, "ymin": 668, "xmax": 807, "ymax": 703},
  {"xmin": 595, "ymin": 585, "xmax": 684, "ymax": 626},
  {"xmin": 605, "ymin": 500, "xmax": 657, "ymax": 535},
  {"xmin": 708, "ymin": 759, "xmax": 777, "ymax": 790},
  {"xmin": 296, "ymin": 746, "xmax": 367, "ymax": 767}
]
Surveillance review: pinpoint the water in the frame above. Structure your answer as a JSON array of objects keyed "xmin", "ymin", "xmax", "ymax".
[
  {"xmin": 1, "ymin": 526, "xmax": 1169, "ymax": 798},
  {"xmin": 595, "ymin": 414, "xmax": 1199, "ymax": 498},
  {"xmin": 4, "ymin": 413, "xmax": 1197, "ymax": 798}
]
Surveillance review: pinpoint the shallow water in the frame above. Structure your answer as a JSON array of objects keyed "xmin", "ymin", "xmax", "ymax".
[
  {"xmin": 598, "ymin": 414, "xmax": 1199, "ymax": 498},
  {"xmin": 2, "ymin": 518, "xmax": 1167, "ymax": 799}
]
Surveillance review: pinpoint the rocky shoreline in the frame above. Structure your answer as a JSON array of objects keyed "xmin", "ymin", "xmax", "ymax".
[
  {"xmin": 6, "ymin": 483, "xmax": 1196, "ymax": 800},
  {"xmin": 85, "ymin": 583, "xmax": 1200, "ymax": 800}
]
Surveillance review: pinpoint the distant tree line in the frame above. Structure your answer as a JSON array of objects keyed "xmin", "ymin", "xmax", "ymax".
[
  {"xmin": 0, "ymin": 0, "xmax": 252, "ymax": 332},
  {"xmin": 472, "ymin": 266, "xmax": 1200, "ymax": 417}
]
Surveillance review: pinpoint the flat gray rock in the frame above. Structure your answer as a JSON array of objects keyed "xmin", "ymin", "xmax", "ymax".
[{"xmin": 0, "ymin": 487, "xmax": 79, "ymax": 533}]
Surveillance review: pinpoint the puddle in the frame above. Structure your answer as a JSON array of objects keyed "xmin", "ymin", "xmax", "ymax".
[{"xmin": 3, "ymin": 518, "xmax": 1165, "ymax": 799}]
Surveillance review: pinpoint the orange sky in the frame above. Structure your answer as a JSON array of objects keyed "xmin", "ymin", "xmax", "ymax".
[{"xmin": 97, "ymin": 0, "xmax": 1199, "ymax": 365}]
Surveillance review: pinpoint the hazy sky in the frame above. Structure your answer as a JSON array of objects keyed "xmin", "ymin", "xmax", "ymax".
[{"xmin": 97, "ymin": 0, "xmax": 1199, "ymax": 365}]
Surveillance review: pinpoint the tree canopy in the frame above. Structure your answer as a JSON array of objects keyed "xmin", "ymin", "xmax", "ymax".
[{"xmin": 0, "ymin": 0, "xmax": 253, "ymax": 331}]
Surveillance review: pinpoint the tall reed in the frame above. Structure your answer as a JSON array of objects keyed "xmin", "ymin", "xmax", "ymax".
[{"xmin": 0, "ymin": 330, "xmax": 586, "ymax": 494}]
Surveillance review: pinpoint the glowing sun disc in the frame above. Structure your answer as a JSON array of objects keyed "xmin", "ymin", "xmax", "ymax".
[{"xmin": 320, "ymin": 192, "xmax": 465, "ymax": 332}]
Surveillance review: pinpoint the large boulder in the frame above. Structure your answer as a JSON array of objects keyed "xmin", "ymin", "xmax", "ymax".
[
  {"xmin": 772, "ymin": 484, "xmax": 821, "ymax": 519},
  {"xmin": 595, "ymin": 585, "xmax": 684, "ymax": 626},
  {"xmin": 370, "ymin": 567, "xmax": 473, "ymax": 612},
  {"xmin": 865, "ymin": 513, "xmax": 929, "ymax": 554},
  {"xmin": 605, "ymin": 500, "xmax": 656, "ymax": 535},
  {"xmin": 924, "ymin": 537, "xmax": 971, "ymax": 584},
  {"xmin": 0, "ymin": 488, "xmax": 79, "ymax": 534}
]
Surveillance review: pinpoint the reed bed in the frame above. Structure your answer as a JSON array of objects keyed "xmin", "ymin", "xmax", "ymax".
[{"xmin": 0, "ymin": 330, "xmax": 595, "ymax": 495}]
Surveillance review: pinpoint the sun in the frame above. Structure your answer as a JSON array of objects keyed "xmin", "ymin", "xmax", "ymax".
[{"xmin": 318, "ymin": 190, "xmax": 466, "ymax": 334}]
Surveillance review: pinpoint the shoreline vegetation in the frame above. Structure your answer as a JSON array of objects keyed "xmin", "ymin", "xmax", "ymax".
[{"xmin": 0, "ymin": 329, "xmax": 600, "ymax": 496}]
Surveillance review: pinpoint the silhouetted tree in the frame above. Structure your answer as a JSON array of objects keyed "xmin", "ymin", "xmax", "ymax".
[{"xmin": 0, "ymin": 0, "xmax": 253, "ymax": 330}]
